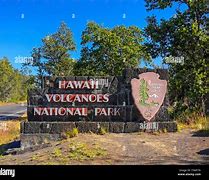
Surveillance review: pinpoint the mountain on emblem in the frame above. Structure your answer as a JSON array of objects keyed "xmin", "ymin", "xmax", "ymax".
[
  {"xmin": 149, "ymin": 94, "xmax": 158, "ymax": 98},
  {"xmin": 131, "ymin": 72, "xmax": 167, "ymax": 121}
]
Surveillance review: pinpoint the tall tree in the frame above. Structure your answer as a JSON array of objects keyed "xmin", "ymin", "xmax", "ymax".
[
  {"xmin": 144, "ymin": 0, "xmax": 209, "ymax": 116},
  {"xmin": 0, "ymin": 57, "xmax": 15, "ymax": 101},
  {"xmin": 76, "ymin": 22, "xmax": 151, "ymax": 76},
  {"xmin": 24, "ymin": 22, "xmax": 76, "ymax": 87},
  {"xmin": 42, "ymin": 22, "xmax": 76, "ymax": 76},
  {"xmin": 0, "ymin": 57, "xmax": 28, "ymax": 102}
]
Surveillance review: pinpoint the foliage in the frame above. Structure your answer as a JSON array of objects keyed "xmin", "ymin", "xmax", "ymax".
[
  {"xmin": 53, "ymin": 148, "xmax": 62, "ymax": 158},
  {"xmin": 162, "ymin": 128, "xmax": 167, "ymax": 133},
  {"xmin": 139, "ymin": 79, "xmax": 149, "ymax": 106},
  {"xmin": 139, "ymin": 78, "xmax": 159, "ymax": 107},
  {"xmin": 177, "ymin": 112, "xmax": 209, "ymax": 131},
  {"xmin": 23, "ymin": 22, "xmax": 76, "ymax": 88},
  {"xmin": 42, "ymin": 22, "xmax": 76, "ymax": 76},
  {"xmin": 65, "ymin": 128, "xmax": 79, "ymax": 138},
  {"xmin": 98, "ymin": 127, "xmax": 107, "ymax": 135},
  {"xmin": 144, "ymin": 0, "xmax": 209, "ymax": 117},
  {"xmin": 68, "ymin": 142, "xmax": 107, "ymax": 160},
  {"xmin": 0, "ymin": 121, "xmax": 20, "ymax": 155},
  {"xmin": 75, "ymin": 22, "xmax": 151, "ymax": 76},
  {"xmin": 0, "ymin": 57, "xmax": 30, "ymax": 102}
]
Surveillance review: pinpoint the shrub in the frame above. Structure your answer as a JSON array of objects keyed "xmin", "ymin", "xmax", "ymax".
[
  {"xmin": 53, "ymin": 148, "xmax": 62, "ymax": 158},
  {"xmin": 66, "ymin": 128, "xmax": 79, "ymax": 138},
  {"xmin": 177, "ymin": 113, "xmax": 209, "ymax": 131},
  {"xmin": 98, "ymin": 127, "xmax": 107, "ymax": 135},
  {"xmin": 162, "ymin": 128, "xmax": 167, "ymax": 133}
]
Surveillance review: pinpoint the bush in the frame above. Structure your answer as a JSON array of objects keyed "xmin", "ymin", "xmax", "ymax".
[
  {"xmin": 66, "ymin": 128, "xmax": 79, "ymax": 138},
  {"xmin": 162, "ymin": 128, "xmax": 167, "ymax": 133},
  {"xmin": 177, "ymin": 113, "xmax": 209, "ymax": 131},
  {"xmin": 98, "ymin": 127, "xmax": 107, "ymax": 135},
  {"xmin": 53, "ymin": 148, "xmax": 62, "ymax": 158}
]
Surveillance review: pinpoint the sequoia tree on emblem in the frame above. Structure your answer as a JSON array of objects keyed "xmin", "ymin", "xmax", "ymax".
[{"xmin": 131, "ymin": 72, "xmax": 167, "ymax": 121}]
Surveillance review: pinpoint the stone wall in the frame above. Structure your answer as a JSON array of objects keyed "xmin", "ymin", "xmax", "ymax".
[
  {"xmin": 21, "ymin": 68, "xmax": 177, "ymax": 148},
  {"xmin": 20, "ymin": 121, "xmax": 177, "ymax": 148}
]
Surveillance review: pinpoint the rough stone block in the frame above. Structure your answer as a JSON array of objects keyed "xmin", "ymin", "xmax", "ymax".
[
  {"xmin": 155, "ymin": 106, "xmax": 170, "ymax": 122},
  {"xmin": 124, "ymin": 122, "xmax": 141, "ymax": 133},
  {"xmin": 117, "ymin": 92, "xmax": 126, "ymax": 105},
  {"xmin": 75, "ymin": 121, "xmax": 100, "ymax": 133},
  {"xmin": 49, "ymin": 122, "xmax": 76, "ymax": 134},
  {"xmin": 99, "ymin": 122, "xmax": 109, "ymax": 132},
  {"xmin": 22, "ymin": 122, "xmax": 41, "ymax": 133},
  {"xmin": 109, "ymin": 122, "xmax": 125, "ymax": 133},
  {"xmin": 158, "ymin": 122, "xmax": 177, "ymax": 132},
  {"xmin": 21, "ymin": 122, "xmax": 76, "ymax": 134}
]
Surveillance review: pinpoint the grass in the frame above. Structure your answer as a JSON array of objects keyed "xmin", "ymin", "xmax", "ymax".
[
  {"xmin": 0, "ymin": 101, "xmax": 26, "ymax": 106},
  {"xmin": 68, "ymin": 142, "xmax": 107, "ymax": 161},
  {"xmin": 65, "ymin": 128, "xmax": 79, "ymax": 138},
  {"xmin": 150, "ymin": 131, "xmax": 160, "ymax": 135},
  {"xmin": 42, "ymin": 162, "xmax": 57, "ymax": 165},
  {"xmin": 0, "ymin": 121, "xmax": 20, "ymax": 146},
  {"xmin": 162, "ymin": 128, "xmax": 167, "ymax": 133},
  {"xmin": 40, "ymin": 141, "xmax": 108, "ymax": 164},
  {"xmin": 53, "ymin": 148, "xmax": 62, "ymax": 158},
  {"xmin": 31, "ymin": 154, "xmax": 39, "ymax": 161},
  {"xmin": 18, "ymin": 112, "xmax": 28, "ymax": 121},
  {"xmin": 98, "ymin": 127, "xmax": 107, "ymax": 135},
  {"xmin": 177, "ymin": 114, "xmax": 209, "ymax": 132},
  {"xmin": 0, "ymin": 113, "xmax": 27, "ymax": 155},
  {"xmin": 0, "ymin": 102, "xmax": 13, "ymax": 106}
]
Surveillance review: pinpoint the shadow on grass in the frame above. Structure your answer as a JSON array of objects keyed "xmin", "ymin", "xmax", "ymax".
[
  {"xmin": 197, "ymin": 148, "xmax": 209, "ymax": 156},
  {"xmin": 192, "ymin": 129, "xmax": 209, "ymax": 137},
  {"xmin": 0, "ymin": 140, "xmax": 20, "ymax": 155}
]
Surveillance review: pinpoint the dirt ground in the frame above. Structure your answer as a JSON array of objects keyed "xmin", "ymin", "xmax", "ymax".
[{"xmin": 0, "ymin": 129, "xmax": 209, "ymax": 165}]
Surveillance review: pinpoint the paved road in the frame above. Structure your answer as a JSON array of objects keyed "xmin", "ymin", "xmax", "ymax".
[{"xmin": 0, "ymin": 103, "xmax": 27, "ymax": 120}]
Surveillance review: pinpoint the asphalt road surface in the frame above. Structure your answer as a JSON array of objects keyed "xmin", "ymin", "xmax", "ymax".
[{"xmin": 0, "ymin": 103, "xmax": 27, "ymax": 120}]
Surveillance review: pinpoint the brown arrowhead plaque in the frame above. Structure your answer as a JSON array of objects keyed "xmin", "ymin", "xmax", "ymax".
[{"xmin": 131, "ymin": 72, "xmax": 167, "ymax": 121}]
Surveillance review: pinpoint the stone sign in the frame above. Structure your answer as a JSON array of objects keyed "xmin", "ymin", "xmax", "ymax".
[{"xmin": 21, "ymin": 69, "xmax": 177, "ymax": 148}]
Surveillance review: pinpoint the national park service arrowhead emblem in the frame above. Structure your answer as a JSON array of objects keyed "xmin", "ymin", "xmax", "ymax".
[{"xmin": 131, "ymin": 72, "xmax": 167, "ymax": 121}]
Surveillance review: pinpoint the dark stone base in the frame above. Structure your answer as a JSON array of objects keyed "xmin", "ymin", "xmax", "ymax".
[
  {"xmin": 20, "ymin": 133, "xmax": 61, "ymax": 149},
  {"xmin": 20, "ymin": 121, "xmax": 177, "ymax": 148},
  {"xmin": 21, "ymin": 121, "xmax": 177, "ymax": 134}
]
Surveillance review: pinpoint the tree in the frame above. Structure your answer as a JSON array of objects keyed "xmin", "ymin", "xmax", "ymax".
[
  {"xmin": 139, "ymin": 79, "xmax": 150, "ymax": 106},
  {"xmin": 24, "ymin": 22, "xmax": 76, "ymax": 88},
  {"xmin": 42, "ymin": 22, "xmax": 76, "ymax": 76},
  {"xmin": 76, "ymin": 22, "xmax": 151, "ymax": 76},
  {"xmin": 144, "ymin": 0, "xmax": 209, "ymax": 116},
  {"xmin": 0, "ymin": 58, "xmax": 15, "ymax": 101},
  {"xmin": 0, "ymin": 57, "xmax": 28, "ymax": 102}
]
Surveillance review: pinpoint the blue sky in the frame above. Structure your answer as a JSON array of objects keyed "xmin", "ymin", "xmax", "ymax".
[{"xmin": 0, "ymin": 0, "xmax": 180, "ymax": 71}]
